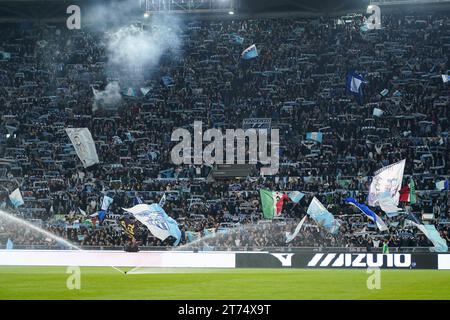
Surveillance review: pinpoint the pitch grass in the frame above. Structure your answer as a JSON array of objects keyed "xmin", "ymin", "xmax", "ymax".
[{"xmin": 0, "ymin": 267, "xmax": 449, "ymax": 300}]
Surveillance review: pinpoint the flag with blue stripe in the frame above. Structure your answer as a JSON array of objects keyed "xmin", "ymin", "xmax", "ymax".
[
  {"xmin": 344, "ymin": 197, "xmax": 388, "ymax": 231},
  {"xmin": 441, "ymin": 75, "xmax": 450, "ymax": 83},
  {"xmin": 242, "ymin": 44, "xmax": 258, "ymax": 60},
  {"xmin": 436, "ymin": 180, "xmax": 449, "ymax": 191},
  {"xmin": 346, "ymin": 71, "xmax": 365, "ymax": 105}
]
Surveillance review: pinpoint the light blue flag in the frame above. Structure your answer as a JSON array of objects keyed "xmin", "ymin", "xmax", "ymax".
[
  {"xmin": 242, "ymin": 44, "xmax": 258, "ymax": 60},
  {"xmin": 307, "ymin": 197, "xmax": 340, "ymax": 234},
  {"xmin": 122, "ymin": 87, "xmax": 138, "ymax": 97},
  {"xmin": 9, "ymin": 188, "xmax": 24, "ymax": 208},
  {"xmin": 306, "ymin": 132, "xmax": 323, "ymax": 143},
  {"xmin": 124, "ymin": 203, "xmax": 181, "ymax": 246},
  {"xmin": 6, "ymin": 238, "xmax": 13, "ymax": 250},
  {"xmin": 186, "ymin": 231, "xmax": 200, "ymax": 243},
  {"xmin": 288, "ymin": 191, "xmax": 305, "ymax": 204},
  {"xmin": 159, "ymin": 168, "xmax": 175, "ymax": 178},
  {"xmin": 231, "ymin": 34, "xmax": 244, "ymax": 45},
  {"xmin": 442, "ymin": 74, "xmax": 450, "ymax": 83},
  {"xmin": 414, "ymin": 223, "xmax": 448, "ymax": 252}
]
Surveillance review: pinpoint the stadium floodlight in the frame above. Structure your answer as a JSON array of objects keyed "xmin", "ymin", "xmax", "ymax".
[{"xmin": 228, "ymin": 10, "xmax": 234, "ymax": 15}]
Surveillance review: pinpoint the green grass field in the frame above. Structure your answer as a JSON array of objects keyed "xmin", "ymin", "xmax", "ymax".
[{"xmin": 0, "ymin": 267, "xmax": 449, "ymax": 299}]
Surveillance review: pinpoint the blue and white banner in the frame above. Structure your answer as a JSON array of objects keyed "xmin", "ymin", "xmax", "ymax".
[
  {"xmin": 368, "ymin": 159, "xmax": 406, "ymax": 207},
  {"xmin": 441, "ymin": 75, "xmax": 450, "ymax": 83},
  {"xmin": 307, "ymin": 197, "xmax": 340, "ymax": 234},
  {"xmin": 344, "ymin": 197, "xmax": 388, "ymax": 231},
  {"xmin": 306, "ymin": 132, "xmax": 323, "ymax": 143},
  {"xmin": 286, "ymin": 215, "xmax": 307, "ymax": 243},
  {"xmin": 9, "ymin": 188, "xmax": 24, "ymax": 208},
  {"xmin": 124, "ymin": 204, "xmax": 181, "ymax": 246},
  {"xmin": 65, "ymin": 128, "xmax": 100, "ymax": 168},
  {"xmin": 346, "ymin": 71, "xmax": 365, "ymax": 104},
  {"xmin": 436, "ymin": 180, "xmax": 449, "ymax": 191},
  {"xmin": 242, "ymin": 44, "xmax": 258, "ymax": 60}
]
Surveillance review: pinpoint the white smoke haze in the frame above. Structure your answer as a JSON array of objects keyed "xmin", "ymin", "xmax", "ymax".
[
  {"xmin": 92, "ymin": 82, "xmax": 122, "ymax": 111},
  {"xmin": 105, "ymin": 15, "xmax": 182, "ymax": 76},
  {"xmin": 84, "ymin": 0, "xmax": 184, "ymax": 109}
]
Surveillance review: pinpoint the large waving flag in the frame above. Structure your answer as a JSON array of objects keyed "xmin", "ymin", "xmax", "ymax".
[
  {"xmin": 368, "ymin": 159, "xmax": 406, "ymax": 207},
  {"xmin": 346, "ymin": 71, "xmax": 365, "ymax": 105},
  {"xmin": 124, "ymin": 203, "xmax": 181, "ymax": 246},
  {"xmin": 242, "ymin": 44, "xmax": 258, "ymax": 60},
  {"xmin": 65, "ymin": 128, "xmax": 99, "ymax": 168},
  {"xmin": 344, "ymin": 197, "xmax": 388, "ymax": 231},
  {"xmin": 412, "ymin": 222, "xmax": 448, "ymax": 253},
  {"xmin": 307, "ymin": 197, "xmax": 340, "ymax": 234},
  {"xmin": 9, "ymin": 188, "xmax": 24, "ymax": 208},
  {"xmin": 378, "ymin": 191, "xmax": 402, "ymax": 214},
  {"xmin": 286, "ymin": 215, "xmax": 307, "ymax": 243},
  {"xmin": 260, "ymin": 189, "xmax": 289, "ymax": 219}
]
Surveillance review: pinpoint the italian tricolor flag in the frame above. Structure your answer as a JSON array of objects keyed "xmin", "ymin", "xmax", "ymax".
[{"xmin": 260, "ymin": 189, "xmax": 289, "ymax": 219}]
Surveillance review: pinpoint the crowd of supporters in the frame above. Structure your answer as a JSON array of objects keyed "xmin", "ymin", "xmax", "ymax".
[{"xmin": 0, "ymin": 10, "xmax": 449, "ymax": 250}]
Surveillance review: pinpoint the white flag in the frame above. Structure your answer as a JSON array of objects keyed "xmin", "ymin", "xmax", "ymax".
[
  {"xmin": 286, "ymin": 215, "xmax": 307, "ymax": 243},
  {"xmin": 101, "ymin": 195, "xmax": 114, "ymax": 211},
  {"xmin": 368, "ymin": 159, "xmax": 406, "ymax": 207},
  {"xmin": 9, "ymin": 188, "xmax": 24, "ymax": 208},
  {"xmin": 373, "ymin": 108, "xmax": 384, "ymax": 117},
  {"xmin": 66, "ymin": 128, "xmax": 99, "ymax": 168}
]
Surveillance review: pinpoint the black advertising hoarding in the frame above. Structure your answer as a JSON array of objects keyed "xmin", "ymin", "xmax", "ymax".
[{"xmin": 235, "ymin": 252, "xmax": 439, "ymax": 269}]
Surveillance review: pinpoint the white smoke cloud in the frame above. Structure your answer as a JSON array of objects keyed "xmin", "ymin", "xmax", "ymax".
[
  {"xmin": 105, "ymin": 15, "xmax": 182, "ymax": 76},
  {"xmin": 92, "ymin": 82, "xmax": 122, "ymax": 111}
]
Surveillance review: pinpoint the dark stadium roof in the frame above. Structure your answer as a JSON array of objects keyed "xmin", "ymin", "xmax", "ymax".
[{"xmin": 0, "ymin": 0, "xmax": 369, "ymax": 22}]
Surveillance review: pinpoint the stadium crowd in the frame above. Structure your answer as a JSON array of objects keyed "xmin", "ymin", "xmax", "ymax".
[{"xmin": 0, "ymin": 11, "xmax": 449, "ymax": 250}]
